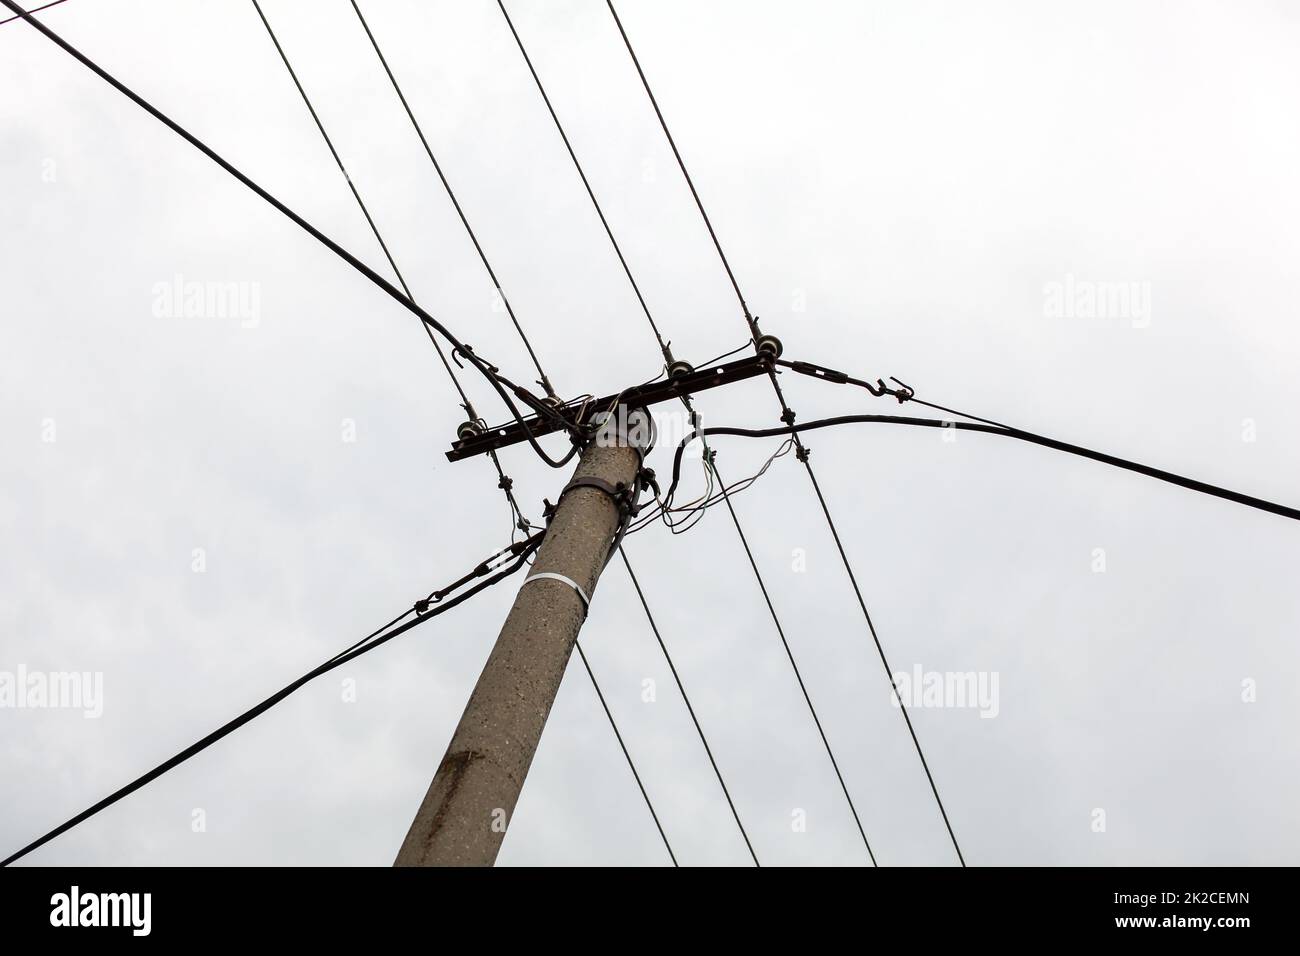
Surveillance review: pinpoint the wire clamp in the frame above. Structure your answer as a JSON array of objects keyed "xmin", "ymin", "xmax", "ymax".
[
  {"xmin": 524, "ymin": 571, "xmax": 590, "ymax": 614},
  {"xmin": 560, "ymin": 476, "xmax": 632, "ymax": 512},
  {"xmin": 877, "ymin": 376, "xmax": 914, "ymax": 403}
]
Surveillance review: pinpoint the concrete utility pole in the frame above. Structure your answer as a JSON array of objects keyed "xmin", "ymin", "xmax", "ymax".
[{"xmin": 395, "ymin": 409, "xmax": 647, "ymax": 866}]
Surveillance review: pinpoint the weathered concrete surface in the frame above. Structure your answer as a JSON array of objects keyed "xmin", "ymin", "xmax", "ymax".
[{"xmin": 394, "ymin": 436, "xmax": 642, "ymax": 866}]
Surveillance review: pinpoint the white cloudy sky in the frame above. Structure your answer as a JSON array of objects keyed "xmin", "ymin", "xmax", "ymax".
[{"xmin": 3, "ymin": 0, "xmax": 1299, "ymax": 866}]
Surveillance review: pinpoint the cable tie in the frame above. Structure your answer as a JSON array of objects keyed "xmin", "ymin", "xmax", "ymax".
[{"xmin": 524, "ymin": 571, "xmax": 590, "ymax": 615}]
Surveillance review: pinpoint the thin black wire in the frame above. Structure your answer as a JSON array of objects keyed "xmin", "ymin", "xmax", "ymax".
[
  {"xmin": 603, "ymin": 0, "xmax": 757, "ymax": 338},
  {"xmin": 1, "ymin": 535, "xmax": 543, "ymax": 867},
  {"xmin": 796, "ymin": 451, "xmax": 965, "ymax": 864},
  {"xmin": 345, "ymin": 1, "xmax": 688, "ymax": 850},
  {"xmin": 497, "ymin": 4, "xmax": 761, "ymax": 864},
  {"xmin": 498, "ymin": 0, "xmax": 876, "ymax": 861},
  {"xmin": 249, "ymin": 0, "xmax": 532, "ymax": 539},
  {"xmin": 619, "ymin": 547, "xmax": 760, "ymax": 866},
  {"xmin": 350, "ymin": 0, "xmax": 556, "ymax": 398},
  {"xmin": 1, "ymin": 0, "xmax": 579, "ymax": 467},
  {"xmin": 762, "ymin": 363, "xmax": 969, "ymax": 865},
  {"xmin": 605, "ymin": 0, "xmax": 903, "ymax": 865},
  {"xmin": 573, "ymin": 639, "xmax": 677, "ymax": 866},
  {"xmin": 496, "ymin": 0, "xmax": 671, "ymax": 361},
  {"xmin": 711, "ymin": 458, "xmax": 877, "ymax": 865},
  {"xmin": 0, "ymin": 0, "xmax": 64, "ymax": 26}
]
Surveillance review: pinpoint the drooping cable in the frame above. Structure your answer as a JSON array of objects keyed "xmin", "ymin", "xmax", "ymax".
[
  {"xmin": 1, "ymin": 533, "xmax": 544, "ymax": 867},
  {"xmin": 679, "ymin": 414, "xmax": 1300, "ymax": 524}
]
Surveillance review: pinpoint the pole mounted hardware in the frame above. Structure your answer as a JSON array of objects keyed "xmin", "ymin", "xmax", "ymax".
[{"xmin": 447, "ymin": 353, "xmax": 776, "ymax": 462}]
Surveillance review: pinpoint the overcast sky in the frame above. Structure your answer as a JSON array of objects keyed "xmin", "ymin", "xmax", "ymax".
[{"xmin": 3, "ymin": 0, "xmax": 1299, "ymax": 867}]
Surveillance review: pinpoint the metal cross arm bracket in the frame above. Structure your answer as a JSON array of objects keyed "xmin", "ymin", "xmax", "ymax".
[{"xmin": 447, "ymin": 353, "xmax": 775, "ymax": 461}]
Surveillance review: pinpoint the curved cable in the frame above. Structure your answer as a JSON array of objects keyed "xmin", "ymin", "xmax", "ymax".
[
  {"xmin": 669, "ymin": 416, "xmax": 1300, "ymax": 524},
  {"xmin": 1, "ymin": 535, "xmax": 543, "ymax": 867}
]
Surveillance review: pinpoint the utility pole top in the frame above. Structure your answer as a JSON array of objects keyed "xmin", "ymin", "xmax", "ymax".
[{"xmin": 447, "ymin": 351, "xmax": 779, "ymax": 462}]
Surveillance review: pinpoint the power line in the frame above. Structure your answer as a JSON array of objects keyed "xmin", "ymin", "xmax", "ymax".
[
  {"xmin": 347, "ymin": 0, "xmax": 691, "ymax": 853},
  {"xmin": 605, "ymin": 0, "xmax": 932, "ymax": 865},
  {"xmin": 496, "ymin": 1, "xmax": 761, "ymax": 860},
  {"xmin": 247, "ymin": 0, "xmax": 535, "ymax": 544},
  {"xmin": 602, "ymin": 0, "xmax": 757, "ymax": 337},
  {"xmin": 712, "ymin": 458, "xmax": 878, "ymax": 864},
  {"xmin": 0, "ymin": 0, "xmax": 578, "ymax": 468},
  {"xmin": 256, "ymin": 1, "xmax": 667, "ymax": 853},
  {"xmin": 573, "ymin": 639, "xmax": 678, "ymax": 866},
  {"xmin": 1, "ymin": 534, "xmax": 543, "ymax": 868},
  {"xmin": 0, "ymin": 0, "xmax": 65, "ymax": 27},
  {"xmin": 349, "ymin": 0, "xmax": 557, "ymax": 399},
  {"xmin": 683, "ymin": 413, "xmax": 1300, "ymax": 524},
  {"xmin": 496, "ymin": 0, "xmax": 671, "ymax": 361},
  {"xmin": 497, "ymin": 0, "xmax": 876, "ymax": 862},
  {"xmin": 619, "ymin": 547, "xmax": 760, "ymax": 866}
]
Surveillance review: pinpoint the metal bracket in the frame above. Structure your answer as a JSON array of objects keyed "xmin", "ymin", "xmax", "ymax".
[
  {"xmin": 447, "ymin": 354, "xmax": 774, "ymax": 461},
  {"xmin": 560, "ymin": 476, "xmax": 629, "ymax": 509}
]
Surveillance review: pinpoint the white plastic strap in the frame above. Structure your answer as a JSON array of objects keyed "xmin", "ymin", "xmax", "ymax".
[{"xmin": 524, "ymin": 572, "xmax": 591, "ymax": 614}]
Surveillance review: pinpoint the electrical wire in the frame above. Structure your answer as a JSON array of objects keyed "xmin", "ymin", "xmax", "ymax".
[
  {"xmin": 350, "ymin": 0, "xmax": 557, "ymax": 399},
  {"xmin": 248, "ymin": 0, "xmax": 530, "ymax": 534},
  {"xmin": 492, "ymin": 0, "xmax": 877, "ymax": 861},
  {"xmin": 628, "ymin": 436, "xmax": 795, "ymax": 535},
  {"xmin": 603, "ymin": 0, "xmax": 757, "ymax": 338},
  {"xmin": 0, "ymin": 0, "xmax": 63, "ymax": 26},
  {"xmin": 1, "ymin": 533, "xmax": 544, "ymax": 868},
  {"xmin": 573, "ymin": 639, "xmax": 677, "ymax": 866},
  {"xmin": 710, "ymin": 456, "xmax": 878, "ymax": 865},
  {"xmin": 619, "ymin": 548, "xmax": 760, "ymax": 866},
  {"xmin": 683, "ymin": 414, "xmax": 1300, "ymax": 523},
  {"xmin": 0, "ymin": 0, "xmax": 579, "ymax": 467},
  {"xmin": 605, "ymin": 0, "xmax": 968, "ymax": 864},
  {"xmin": 496, "ymin": 0, "xmax": 730, "ymax": 539},
  {"xmin": 496, "ymin": 0, "xmax": 671, "ymax": 361}
]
